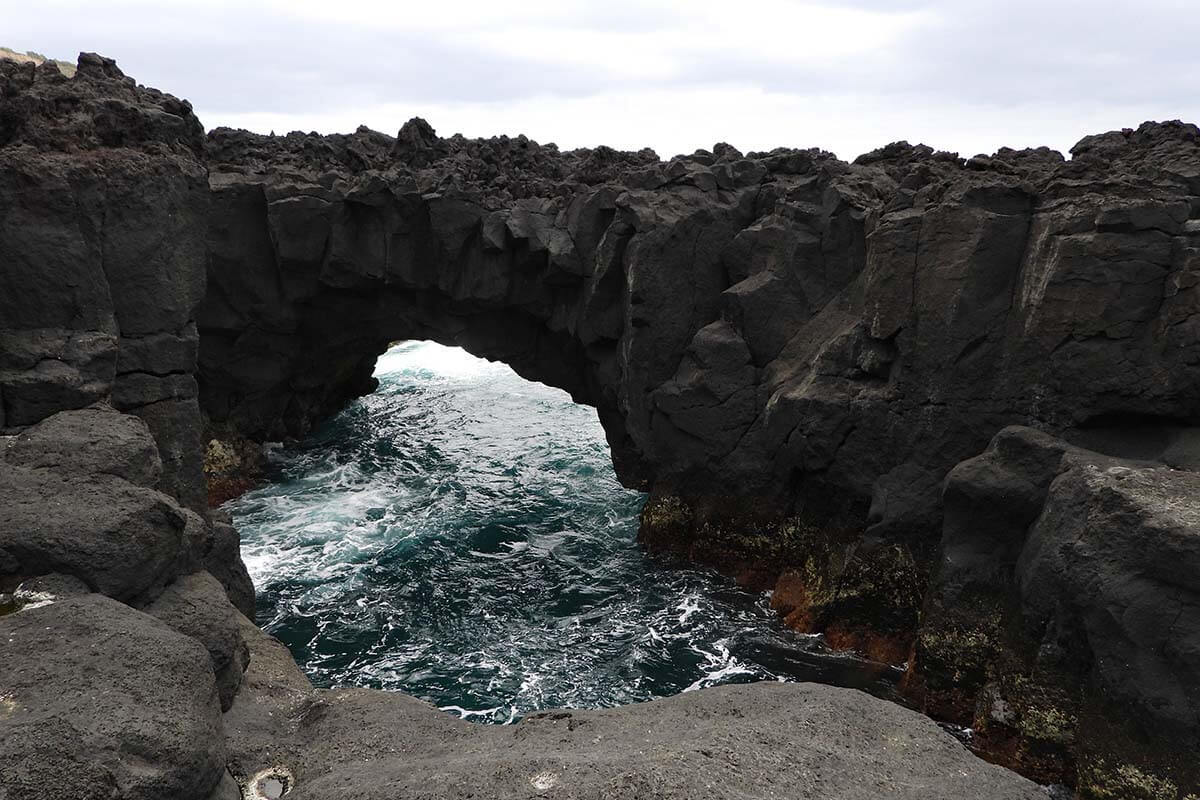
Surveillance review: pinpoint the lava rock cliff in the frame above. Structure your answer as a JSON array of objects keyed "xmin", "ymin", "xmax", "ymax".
[{"xmin": 2, "ymin": 53, "xmax": 1198, "ymax": 798}]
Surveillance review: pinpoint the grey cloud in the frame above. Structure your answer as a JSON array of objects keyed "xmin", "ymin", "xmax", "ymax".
[
  {"xmin": 6, "ymin": 0, "xmax": 1197, "ymax": 139},
  {"xmin": 18, "ymin": 9, "xmax": 612, "ymax": 115},
  {"xmin": 672, "ymin": 0, "xmax": 1198, "ymax": 111}
]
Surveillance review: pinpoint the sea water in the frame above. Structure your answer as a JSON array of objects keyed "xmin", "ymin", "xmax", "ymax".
[{"xmin": 226, "ymin": 341, "xmax": 897, "ymax": 723}]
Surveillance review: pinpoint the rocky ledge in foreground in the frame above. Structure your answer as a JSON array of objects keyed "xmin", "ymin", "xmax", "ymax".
[
  {"xmin": 1, "ymin": 52, "xmax": 1198, "ymax": 797},
  {"xmin": 1, "ymin": 578, "xmax": 1045, "ymax": 800},
  {"xmin": 223, "ymin": 619, "xmax": 1044, "ymax": 800}
]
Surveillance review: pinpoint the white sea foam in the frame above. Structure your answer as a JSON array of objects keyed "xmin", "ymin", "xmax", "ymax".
[{"xmin": 676, "ymin": 594, "xmax": 701, "ymax": 624}]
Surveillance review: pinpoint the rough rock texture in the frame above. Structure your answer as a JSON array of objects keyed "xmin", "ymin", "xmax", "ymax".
[
  {"xmin": 0, "ymin": 53, "xmax": 209, "ymax": 511},
  {"xmin": 199, "ymin": 119, "xmax": 1200, "ymax": 522},
  {"xmin": 222, "ymin": 620, "xmax": 1043, "ymax": 800},
  {"xmin": 0, "ymin": 464, "xmax": 192, "ymax": 600},
  {"xmin": 1020, "ymin": 459, "xmax": 1200, "ymax": 738},
  {"xmin": 0, "ymin": 594, "xmax": 225, "ymax": 800},
  {"xmin": 909, "ymin": 426, "xmax": 1200, "ymax": 793},
  {"xmin": 0, "ymin": 404, "xmax": 253, "ymax": 610},
  {"xmin": 195, "ymin": 104, "xmax": 1200, "ymax": 793},
  {"xmin": 204, "ymin": 511, "xmax": 257, "ymax": 621},
  {"xmin": 3, "ymin": 402, "xmax": 163, "ymax": 486},
  {"xmin": 146, "ymin": 570, "xmax": 251, "ymax": 711},
  {"xmin": 4, "ymin": 52, "xmax": 1200, "ymax": 797}
]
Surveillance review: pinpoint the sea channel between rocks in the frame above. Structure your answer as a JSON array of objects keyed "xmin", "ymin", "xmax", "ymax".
[{"xmin": 226, "ymin": 341, "xmax": 904, "ymax": 722}]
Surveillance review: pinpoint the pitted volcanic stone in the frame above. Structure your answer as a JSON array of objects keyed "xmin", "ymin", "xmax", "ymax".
[{"xmin": 0, "ymin": 594, "xmax": 224, "ymax": 800}]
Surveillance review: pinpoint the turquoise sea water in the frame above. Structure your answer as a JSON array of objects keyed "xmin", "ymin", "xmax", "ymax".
[{"xmin": 226, "ymin": 341, "xmax": 897, "ymax": 722}]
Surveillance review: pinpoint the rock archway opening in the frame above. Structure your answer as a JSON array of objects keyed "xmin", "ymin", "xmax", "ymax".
[{"xmin": 223, "ymin": 339, "xmax": 897, "ymax": 721}]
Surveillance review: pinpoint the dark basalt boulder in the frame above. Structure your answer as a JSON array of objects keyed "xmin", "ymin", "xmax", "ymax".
[
  {"xmin": 146, "ymin": 570, "xmax": 251, "ymax": 711},
  {"xmin": 0, "ymin": 404, "xmax": 254, "ymax": 612},
  {"xmin": 0, "ymin": 594, "xmax": 225, "ymax": 800},
  {"xmin": 0, "ymin": 466, "xmax": 190, "ymax": 601},
  {"xmin": 1021, "ymin": 456, "xmax": 1200, "ymax": 730},
  {"xmin": 203, "ymin": 513, "xmax": 257, "ymax": 621},
  {"xmin": 3, "ymin": 403, "xmax": 163, "ymax": 487}
]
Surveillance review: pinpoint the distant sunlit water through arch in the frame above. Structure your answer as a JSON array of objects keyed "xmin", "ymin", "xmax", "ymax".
[{"xmin": 226, "ymin": 341, "xmax": 896, "ymax": 722}]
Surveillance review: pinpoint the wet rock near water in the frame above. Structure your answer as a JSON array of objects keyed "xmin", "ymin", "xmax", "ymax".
[
  {"xmin": 911, "ymin": 426, "xmax": 1200, "ymax": 791},
  {"xmin": 197, "ymin": 99, "xmax": 1200, "ymax": 791},
  {"xmin": 2, "ymin": 51, "xmax": 1199, "ymax": 797}
]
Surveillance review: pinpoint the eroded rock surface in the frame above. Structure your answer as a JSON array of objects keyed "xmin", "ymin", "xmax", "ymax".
[
  {"xmin": 3, "ymin": 51, "xmax": 1199, "ymax": 797},
  {"xmin": 0, "ymin": 53, "xmax": 209, "ymax": 511},
  {"xmin": 3, "ymin": 402, "xmax": 163, "ymax": 485},
  {"xmin": 911, "ymin": 426, "xmax": 1200, "ymax": 792},
  {"xmin": 221, "ymin": 621, "xmax": 1044, "ymax": 800},
  {"xmin": 147, "ymin": 570, "xmax": 252, "ymax": 711},
  {"xmin": 0, "ymin": 594, "xmax": 225, "ymax": 800},
  {"xmin": 196, "ymin": 111, "xmax": 1200, "ymax": 779},
  {"xmin": 198, "ymin": 119, "xmax": 1200, "ymax": 528}
]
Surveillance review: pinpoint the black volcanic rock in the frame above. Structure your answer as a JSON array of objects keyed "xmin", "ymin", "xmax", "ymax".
[
  {"xmin": 193, "ymin": 112, "xmax": 1200, "ymax": 791},
  {"xmin": 221, "ymin": 620, "xmax": 1042, "ymax": 800},
  {"xmin": 915, "ymin": 426, "xmax": 1200, "ymax": 789},
  {"xmin": 2, "ymin": 52, "xmax": 1199, "ymax": 796},
  {"xmin": 0, "ymin": 594, "xmax": 225, "ymax": 800},
  {"xmin": 0, "ymin": 403, "xmax": 252, "ymax": 610},
  {"xmin": 1021, "ymin": 453, "xmax": 1200, "ymax": 733},
  {"xmin": 146, "ymin": 570, "xmax": 251, "ymax": 711},
  {"xmin": 0, "ymin": 466, "xmax": 189, "ymax": 601},
  {"xmin": 197, "ymin": 115, "xmax": 1200, "ymax": 522},
  {"xmin": 203, "ymin": 515, "xmax": 257, "ymax": 620},
  {"xmin": 0, "ymin": 53, "xmax": 209, "ymax": 511},
  {"xmin": 4, "ymin": 403, "xmax": 163, "ymax": 486}
]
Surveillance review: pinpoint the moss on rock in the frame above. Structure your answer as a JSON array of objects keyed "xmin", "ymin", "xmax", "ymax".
[{"xmin": 1079, "ymin": 760, "xmax": 1181, "ymax": 800}]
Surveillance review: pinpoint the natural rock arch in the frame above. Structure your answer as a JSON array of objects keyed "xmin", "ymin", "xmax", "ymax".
[
  {"xmin": 198, "ymin": 120, "xmax": 1200, "ymax": 529},
  {"xmin": 4, "ymin": 54, "xmax": 1200, "ymax": 796},
  {"xmin": 199, "ymin": 132, "xmax": 649, "ymax": 484}
]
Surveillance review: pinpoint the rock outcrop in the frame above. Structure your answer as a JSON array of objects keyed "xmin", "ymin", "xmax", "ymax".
[
  {"xmin": 2, "ymin": 52, "xmax": 1198, "ymax": 797},
  {"xmin": 0, "ymin": 51, "xmax": 209, "ymax": 511},
  {"xmin": 1, "ymin": 57, "xmax": 254, "ymax": 799},
  {"xmin": 909, "ymin": 426, "xmax": 1200, "ymax": 793},
  {"xmin": 195, "ymin": 85, "xmax": 1200, "ymax": 793},
  {"xmin": 1, "ymin": 593, "xmax": 226, "ymax": 800},
  {"xmin": 147, "ymin": 570, "xmax": 252, "ymax": 711},
  {"xmin": 198, "ymin": 117, "xmax": 1200, "ymax": 522},
  {"xmin": 222, "ymin": 619, "xmax": 1043, "ymax": 800}
]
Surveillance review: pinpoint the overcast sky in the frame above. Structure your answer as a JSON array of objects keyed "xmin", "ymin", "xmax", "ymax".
[{"xmin": 7, "ymin": 0, "xmax": 1198, "ymax": 160}]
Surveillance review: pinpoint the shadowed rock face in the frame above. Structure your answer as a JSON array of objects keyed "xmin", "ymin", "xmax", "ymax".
[
  {"xmin": 196, "ymin": 99, "xmax": 1200, "ymax": 793},
  {"xmin": 198, "ymin": 116, "xmax": 1200, "ymax": 537},
  {"xmin": 3, "ymin": 52, "xmax": 1200, "ymax": 798},
  {"xmin": 910, "ymin": 426, "xmax": 1200, "ymax": 792},
  {"xmin": 0, "ymin": 52, "xmax": 210, "ymax": 511}
]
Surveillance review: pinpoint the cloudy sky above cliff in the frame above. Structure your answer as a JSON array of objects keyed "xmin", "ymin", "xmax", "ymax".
[{"xmin": 8, "ymin": 0, "xmax": 1198, "ymax": 159}]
